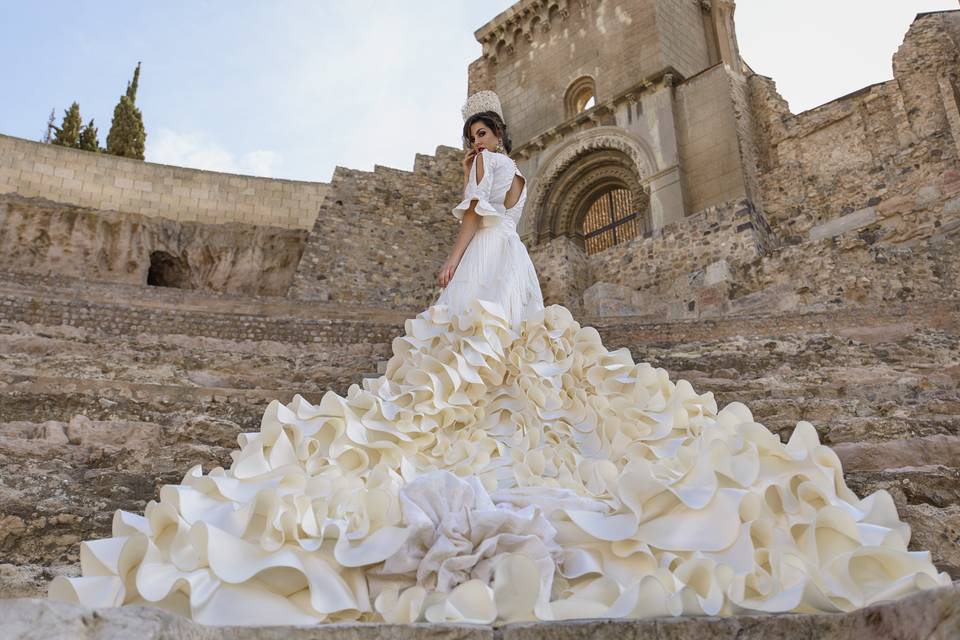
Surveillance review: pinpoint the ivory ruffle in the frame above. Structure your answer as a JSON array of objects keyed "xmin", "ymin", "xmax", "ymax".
[
  {"xmin": 452, "ymin": 196, "xmax": 501, "ymax": 221},
  {"xmin": 49, "ymin": 299, "xmax": 951, "ymax": 625},
  {"xmin": 453, "ymin": 148, "xmax": 501, "ymax": 222}
]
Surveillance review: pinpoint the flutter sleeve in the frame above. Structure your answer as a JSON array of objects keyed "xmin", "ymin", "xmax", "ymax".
[{"xmin": 452, "ymin": 148, "xmax": 502, "ymax": 222}]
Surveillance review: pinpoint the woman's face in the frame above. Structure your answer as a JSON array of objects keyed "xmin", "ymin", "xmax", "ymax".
[{"xmin": 468, "ymin": 121, "xmax": 499, "ymax": 152}]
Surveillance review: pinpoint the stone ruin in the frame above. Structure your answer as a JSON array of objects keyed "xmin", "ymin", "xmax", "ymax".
[{"xmin": 1, "ymin": 0, "xmax": 959, "ymax": 636}]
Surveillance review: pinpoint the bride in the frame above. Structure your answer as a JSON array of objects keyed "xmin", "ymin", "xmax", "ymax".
[
  {"xmin": 49, "ymin": 91, "xmax": 951, "ymax": 626},
  {"xmin": 434, "ymin": 90, "xmax": 543, "ymax": 333}
]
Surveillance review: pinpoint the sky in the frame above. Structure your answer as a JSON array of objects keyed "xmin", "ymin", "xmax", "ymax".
[{"xmin": 1, "ymin": 1, "xmax": 956, "ymax": 183}]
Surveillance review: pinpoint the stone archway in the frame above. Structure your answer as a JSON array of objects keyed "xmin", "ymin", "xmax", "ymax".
[
  {"xmin": 541, "ymin": 156, "xmax": 651, "ymax": 251},
  {"xmin": 524, "ymin": 128, "xmax": 659, "ymax": 245},
  {"xmin": 523, "ymin": 130, "xmax": 659, "ymax": 313}
]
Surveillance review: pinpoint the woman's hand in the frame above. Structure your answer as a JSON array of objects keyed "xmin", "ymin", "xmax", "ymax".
[
  {"xmin": 438, "ymin": 254, "xmax": 461, "ymax": 288},
  {"xmin": 462, "ymin": 147, "xmax": 480, "ymax": 176}
]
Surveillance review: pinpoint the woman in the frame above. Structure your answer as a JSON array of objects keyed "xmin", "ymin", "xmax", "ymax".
[
  {"xmin": 434, "ymin": 92, "xmax": 543, "ymax": 333},
  {"xmin": 49, "ymin": 91, "xmax": 951, "ymax": 626}
]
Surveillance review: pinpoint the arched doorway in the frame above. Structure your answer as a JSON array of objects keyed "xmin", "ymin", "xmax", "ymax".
[{"xmin": 533, "ymin": 147, "xmax": 650, "ymax": 247}]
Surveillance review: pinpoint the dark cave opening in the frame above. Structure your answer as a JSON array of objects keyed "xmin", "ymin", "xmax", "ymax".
[{"xmin": 146, "ymin": 250, "xmax": 191, "ymax": 288}]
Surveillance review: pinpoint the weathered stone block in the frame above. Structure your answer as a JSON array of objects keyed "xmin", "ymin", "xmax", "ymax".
[{"xmin": 809, "ymin": 207, "xmax": 877, "ymax": 242}]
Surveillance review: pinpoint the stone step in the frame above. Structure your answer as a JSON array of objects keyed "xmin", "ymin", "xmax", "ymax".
[
  {"xmin": 4, "ymin": 582, "xmax": 960, "ymax": 638},
  {"xmin": 0, "ymin": 374, "xmax": 320, "ymax": 427},
  {"xmin": 0, "ymin": 329, "xmax": 391, "ymax": 393},
  {"xmin": 0, "ymin": 563, "xmax": 77, "ymax": 600}
]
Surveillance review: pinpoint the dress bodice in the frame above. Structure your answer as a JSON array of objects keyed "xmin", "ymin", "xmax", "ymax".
[{"xmin": 452, "ymin": 149, "xmax": 527, "ymax": 233}]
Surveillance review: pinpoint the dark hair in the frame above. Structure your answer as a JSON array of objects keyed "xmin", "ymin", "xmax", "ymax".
[{"xmin": 462, "ymin": 111, "xmax": 513, "ymax": 154}]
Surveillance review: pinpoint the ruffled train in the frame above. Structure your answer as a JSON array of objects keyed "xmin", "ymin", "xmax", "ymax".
[{"xmin": 49, "ymin": 299, "xmax": 951, "ymax": 626}]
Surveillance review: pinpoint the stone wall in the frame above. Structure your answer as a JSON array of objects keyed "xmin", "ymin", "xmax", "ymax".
[
  {"xmin": 0, "ymin": 133, "xmax": 328, "ymax": 230},
  {"xmin": 655, "ymin": 0, "xmax": 712, "ymax": 88},
  {"xmin": 0, "ymin": 194, "xmax": 308, "ymax": 296},
  {"xmin": 0, "ymin": 271, "xmax": 408, "ymax": 346},
  {"xmin": 674, "ymin": 64, "xmax": 749, "ymax": 217},
  {"xmin": 529, "ymin": 236, "xmax": 591, "ymax": 314},
  {"xmin": 584, "ymin": 197, "xmax": 762, "ymax": 312},
  {"xmin": 748, "ymin": 12, "xmax": 960, "ymax": 242},
  {"xmin": 574, "ymin": 179, "xmax": 959, "ymax": 321},
  {"xmin": 289, "ymin": 147, "xmax": 464, "ymax": 308},
  {"xmin": 468, "ymin": 0, "xmax": 721, "ymax": 146}
]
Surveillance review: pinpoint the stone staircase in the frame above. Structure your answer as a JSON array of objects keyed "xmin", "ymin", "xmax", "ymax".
[
  {"xmin": 0, "ymin": 274, "xmax": 412, "ymax": 597},
  {"xmin": 0, "ymin": 274, "xmax": 958, "ymax": 603},
  {"xmin": 593, "ymin": 305, "xmax": 960, "ymax": 579}
]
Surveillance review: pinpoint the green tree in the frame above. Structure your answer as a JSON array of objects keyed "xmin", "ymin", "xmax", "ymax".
[
  {"xmin": 51, "ymin": 101, "xmax": 82, "ymax": 148},
  {"xmin": 106, "ymin": 61, "xmax": 146, "ymax": 159},
  {"xmin": 78, "ymin": 118, "xmax": 100, "ymax": 152}
]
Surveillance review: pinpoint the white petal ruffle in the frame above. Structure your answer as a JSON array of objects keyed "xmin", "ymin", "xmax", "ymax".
[{"xmin": 49, "ymin": 299, "xmax": 952, "ymax": 625}]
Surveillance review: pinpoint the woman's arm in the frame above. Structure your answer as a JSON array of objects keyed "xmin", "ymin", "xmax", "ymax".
[
  {"xmin": 463, "ymin": 152, "xmax": 483, "ymax": 195},
  {"xmin": 440, "ymin": 151, "xmax": 491, "ymax": 287},
  {"xmin": 438, "ymin": 209, "xmax": 480, "ymax": 287}
]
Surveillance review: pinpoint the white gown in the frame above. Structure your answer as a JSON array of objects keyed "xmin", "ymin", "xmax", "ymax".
[
  {"xmin": 435, "ymin": 148, "xmax": 544, "ymax": 332},
  {"xmin": 49, "ymin": 149, "xmax": 951, "ymax": 626}
]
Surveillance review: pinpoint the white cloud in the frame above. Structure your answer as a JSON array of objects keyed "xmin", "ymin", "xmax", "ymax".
[{"xmin": 146, "ymin": 127, "xmax": 283, "ymax": 177}]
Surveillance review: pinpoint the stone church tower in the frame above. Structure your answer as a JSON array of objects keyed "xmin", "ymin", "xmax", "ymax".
[{"xmin": 465, "ymin": 0, "xmax": 752, "ymax": 309}]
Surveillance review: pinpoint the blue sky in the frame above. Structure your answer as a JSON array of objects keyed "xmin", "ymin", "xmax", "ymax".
[{"xmin": 1, "ymin": 1, "xmax": 956, "ymax": 182}]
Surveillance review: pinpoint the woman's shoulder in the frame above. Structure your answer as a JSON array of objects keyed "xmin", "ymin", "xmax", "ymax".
[
  {"xmin": 491, "ymin": 150, "xmax": 517, "ymax": 168},
  {"xmin": 477, "ymin": 149, "xmax": 517, "ymax": 174},
  {"xmin": 493, "ymin": 151, "xmax": 521, "ymax": 176}
]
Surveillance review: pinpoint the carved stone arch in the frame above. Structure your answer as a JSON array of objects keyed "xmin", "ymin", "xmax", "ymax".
[
  {"xmin": 506, "ymin": 27, "xmax": 523, "ymax": 54},
  {"xmin": 567, "ymin": 167, "xmax": 651, "ymax": 251},
  {"xmin": 565, "ymin": 76, "xmax": 597, "ymax": 118},
  {"xmin": 525, "ymin": 128, "xmax": 659, "ymax": 245},
  {"xmin": 527, "ymin": 15, "xmax": 541, "ymax": 40},
  {"xmin": 543, "ymin": 5, "xmax": 558, "ymax": 30}
]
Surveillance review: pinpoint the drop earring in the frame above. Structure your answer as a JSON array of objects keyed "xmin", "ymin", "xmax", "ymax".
[{"xmin": 495, "ymin": 140, "xmax": 504, "ymax": 153}]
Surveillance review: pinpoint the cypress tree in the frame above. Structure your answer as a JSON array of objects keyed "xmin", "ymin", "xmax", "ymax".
[
  {"xmin": 126, "ymin": 61, "xmax": 140, "ymax": 101},
  {"xmin": 79, "ymin": 119, "xmax": 100, "ymax": 152},
  {"xmin": 106, "ymin": 61, "xmax": 146, "ymax": 159},
  {"xmin": 52, "ymin": 101, "xmax": 82, "ymax": 148}
]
